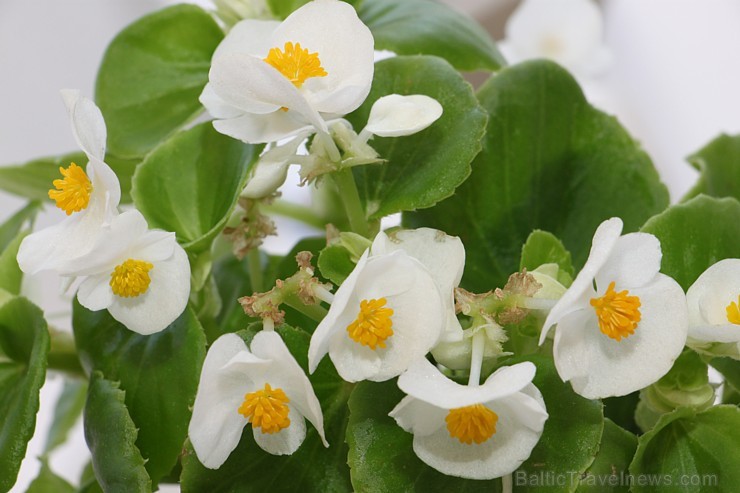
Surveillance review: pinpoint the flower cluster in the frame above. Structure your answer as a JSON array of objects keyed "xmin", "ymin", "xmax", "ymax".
[{"xmin": 16, "ymin": 91, "xmax": 190, "ymax": 334}]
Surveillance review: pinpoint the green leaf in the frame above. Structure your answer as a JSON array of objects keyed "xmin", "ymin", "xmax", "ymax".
[
  {"xmin": 0, "ymin": 227, "xmax": 27, "ymax": 296},
  {"xmin": 407, "ymin": 60, "xmax": 669, "ymax": 291},
  {"xmin": 180, "ymin": 324, "xmax": 354, "ymax": 492},
  {"xmin": 684, "ymin": 133, "xmax": 740, "ymax": 202},
  {"xmin": 629, "ymin": 405, "xmax": 739, "ymax": 492},
  {"xmin": 84, "ymin": 372, "xmax": 151, "ymax": 493},
  {"xmin": 346, "ymin": 55, "xmax": 487, "ymax": 220},
  {"xmin": 0, "ymin": 202, "xmax": 40, "ymax": 251},
  {"xmin": 359, "ymin": 0, "xmax": 504, "ymax": 72},
  {"xmin": 346, "ymin": 379, "xmax": 502, "ymax": 492},
  {"xmin": 43, "ymin": 379, "xmax": 87, "ymax": 455},
  {"xmin": 95, "ymin": 4, "xmax": 224, "ymax": 158},
  {"xmin": 27, "ymin": 460, "xmax": 75, "ymax": 493},
  {"xmin": 131, "ymin": 123, "xmax": 260, "ymax": 252},
  {"xmin": 641, "ymin": 195, "xmax": 740, "ymax": 290},
  {"xmin": 0, "ymin": 297, "xmax": 49, "ymax": 492},
  {"xmin": 602, "ymin": 392, "xmax": 641, "ymax": 435},
  {"xmin": 0, "ymin": 152, "xmax": 138, "ymax": 203},
  {"xmin": 317, "ymin": 243, "xmax": 355, "ymax": 285},
  {"xmin": 210, "ymin": 254, "xmax": 258, "ymax": 339},
  {"xmin": 520, "ymin": 230, "xmax": 575, "ymax": 284},
  {"xmin": 509, "ymin": 354, "xmax": 604, "ymax": 493},
  {"xmin": 710, "ymin": 358, "xmax": 740, "ymax": 394},
  {"xmin": 73, "ymin": 302, "xmax": 206, "ymax": 486},
  {"xmin": 574, "ymin": 419, "xmax": 637, "ymax": 493}
]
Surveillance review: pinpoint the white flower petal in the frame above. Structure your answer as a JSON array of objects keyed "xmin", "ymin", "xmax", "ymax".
[
  {"xmin": 411, "ymin": 388, "xmax": 546, "ymax": 480},
  {"xmin": 554, "ymin": 274, "xmax": 688, "ymax": 399},
  {"xmin": 251, "ymin": 407, "xmax": 306, "ymax": 455},
  {"xmin": 61, "ymin": 89, "xmax": 107, "ymax": 161},
  {"xmin": 326, "ymin": 252, "xmax": 445, "ymax": 382},
  {"xmin": 389, "ymin": 396, "xmax": 448, "ymax": 436},
  {"xmin": 371, "ymin": 228, "xmax": 465, "ymax": 340},
  {"xmin": 540, "ymin": 217, "xmax": 623, "ymax": 343},
  {"xmin": 397, "ymin": 359, "xmax": 536, "ymax": 409},
  {"xmin": 76, "ymin": 274, "xmax": 114, "ymax": 311},
  {"xmin": 213, "ymin": 111, "xmax": 315, "ymax": 145},
  {"xmin": 213, "ymin": 19, "xmax": 280, "ymax": 59},
  {"xmin": 363, "ymin": 95, "xmax": 443, "ymax": 138},
  {"xmin": 200, "ymin": 84, "xmax": 245, "ymax": 120},
  {"xmin": 107, "ymin": 245, "xmax": 191, "ymax": 335},
  {"xmin": 250, "ymin": 331, "xmax": 327, "ymax": 446},
  {"xmin": 309, "ymin": 250, "xmax": 370, "ymax": 373},
  {"xmin": 689, "ymin": 324, "xmax": 740, "ymax": 344},
  {"xmin": 594, "ymin": 232, "xmax": 662, "ymax": 290},
  {"xmin": 88, "ymin": 157, "xmax": 121, "ymax": 217},
  {"xmin": 272, "ymin": 0, "xmax": 374, "ymax": 114},
  {"xmin": 686, "ymin": 258, "xmax": 740, "ymax": 327},
  {"xmin": 189, "ymin": 334, "xmax": 251, "ymax": 469},
  {"xmin": 242, "ymin": 132, "xmax": 309, "ymax": 198}
]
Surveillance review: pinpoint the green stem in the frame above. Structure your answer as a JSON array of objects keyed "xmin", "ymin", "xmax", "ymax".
[
  {"xmin": 285, "ymin": 295, "xmax": 328, "ymax": 322},
  {"xmin": 47, "ymin": 329, "xmax": 85, "ymax": 377},
  {"xmin": 331, "ymin": 170, "xmax": 370, "ymax": 237},
  {"xmin": 248, "ymin": 249, "xmax": 264, "ymax": 292},
  {"xmin": 261, "ymin": 200, "xmax": 326, "ymax": 229}
]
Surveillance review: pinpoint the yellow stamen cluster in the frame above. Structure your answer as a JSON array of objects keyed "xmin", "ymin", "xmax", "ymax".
[
  {"xmin": 590, "ymin": 281, "xmax": 642, "ymax": 341},
  {"xmin": 238, "ymin": 383, "xmax": 291, "ymax": 434},
  {"xmin": 48, "ymin": 163, "xmax": 92, "ymax": 215},
  {"xmin": 446, "ymin": 404, "xmax": 498, "ymax": 445},
  {"xmin": 727, "ymin": 296, "xmax": 740, "ymax": 325},
  {"xmin": 109, "ymin": 259, "xmax": 154, "ymax": 298},
  {"xmin": 347, "ymin": 298, "xmax": 394, "ymax": 350},
  {"xmin": 264, "ymin": 41, "xmax": 328, "ymax": 88}
]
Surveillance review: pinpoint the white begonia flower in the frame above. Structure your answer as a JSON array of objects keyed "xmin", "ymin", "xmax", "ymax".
[
  {"xmin": 308, "ymin": 248, "xmax": 446, "ymax": 382},
  {"xmin": 17, "ymin": 90, "xmax": 120, "ymax": 275},
  {"xmin": 389, "ymin": 359, "xmax": 548, "ymax": 480},
  {"xmin": 202, "ymin": 0, "xmax": 374, "ymax": 145},
  {"xmin": 539, "ymin": 218, "xmax": 688, "ymax": 399},
  {"xmin": 58, "ymin": 210, "xmax": 190, "ymax": 335},
  {"xmin": 685, "ymin": 259, "xmax": 740, "ymax": 357},
  {"xmin": 501, "ymin": 0, "xmax": 611, "ymax": 77},
  {"xmin": 359, "ymin": 94, "xmax": 443, "ymax": 140},
  {"xmin": 189, "ymin": 331, "xmax": 327, "ymax": 468},
  {"xmin": 241, "ymin": 131, "xmax": 311, "ymax": 199},
  {"xmin": 370, "ymin": 228, "xmax": 464, "ymax": 342}
]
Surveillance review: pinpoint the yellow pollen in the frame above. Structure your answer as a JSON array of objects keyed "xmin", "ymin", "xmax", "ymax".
[
  {"xmin": 109, "ymin": 259, "xmax": 154, "ymax": 298},
  {"xmin": 238, "ymin": 383, "xmax": 291, "ymax": 434},
  {"xmin": 590, "ymin": 281, "xmax": 642, "ymax": 341},
  {"xmin": 347, "ymin": 298, "xmax": 394, "ymax": 350},
  {"xmin": 264, "ymin": 41, "xmax": 328, "ymax": 88},
  {"xmin": 727, "ymin": 296, "xmax": 740, "ymax": 324},
  {"xmin": 446, "ymin": 404, "xmax": 498, "ymax": 445},
  {"xmin": 48, "ymin": 163, "xmax": 92, "ymax": 215}
]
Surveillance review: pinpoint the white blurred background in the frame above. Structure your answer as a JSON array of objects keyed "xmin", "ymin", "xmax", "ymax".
[{"xmin": 2, "ymin": 0, "xmax": 740, "ymax": 490}]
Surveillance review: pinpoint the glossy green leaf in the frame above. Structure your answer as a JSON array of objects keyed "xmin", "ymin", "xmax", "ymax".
[
  {"xmin": 684, "ymin": 133, "xmax": 740, "ymax": 203},
  {"xmin": 346, "ymin": 379, "xmax": 502, "ymax": 492},
  {"xmin": 132, "ymin": 123, "xmax": 260, "ymax": 252},
  {"xmin": 641, "ymin": 195, "xmax": 740, "ymax": 290},
  {"xmin": 27, "ymin": 460, "xmax": 75, "ymax": 493},
  {"xmin": 520, "ymin": 230, "xmax": 574, "ymax": 285},
  {"xmin": 710, "ymin": 358, "xmax": 740, "ymax": 394},
  {"xmin": 84, "ymin": 372, "xmax": 151, "ymax": 493},
  {"xmin": 602, "ymin": 392, "xmax": 640, "ymax": 435},
  {"xmin": 0, "ymin": 297, "xmax": 49, "ymax": 492},
  {"xmin": 180, "ymin": 324, "xmax": 354, "ymax": 492},
  {"xmin": 0, "ymin": 152, "xmax": 137, "ymax": 203},
  {"xmin": 43, "ymin": 379, "xmax": 87, "ymax": 454},
  {"xmin": 574, "ymin": 419, "xmax": 637, "ymax": 493},
  {"xmin": 209, "ymin": 254, "xmax": 258, "ymax": 340},
  {"xmin": 96, "ymin": 4, "xmax": 223, "ymax": 158},
  {"xmin": 359, "ymin": 0, "xmax": 504, "ymax": 72},
  {"xmin": 629, "ymin": 405, "xmax": 739, "ymax": 492},
  {"xmin": 346, "ymin": 55, "xmax": 487, "ymax": 220},
  {"xmin": 73, "ymin": 302, "xmax": 206, "ymax": 486},
  {"xmin": 509, "ymin": 354, "xmax": 604, "ymax": 493},
  {"xmin": 407, "ymin": 60, "xmax": 669, "ymax": 291},
  {"xmin": 0, "ymin": 202, "xmax": 40, "ymax": 251},
  {"xmin": 317, "ymin": 243, "xmax": 355, "ymax": 285}
]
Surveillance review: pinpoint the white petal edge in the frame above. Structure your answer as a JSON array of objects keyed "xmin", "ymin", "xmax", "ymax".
[
  {"xmin": 61, "ymin": 89, "xmax": 107, "ymax": 161},
  {"xmin": 594, "ymin": 232, "xmax": 662, "ymax": 290},
  {"xmin": 686, "ymin": 258, "xmax": 740, "ymax": 327}
]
